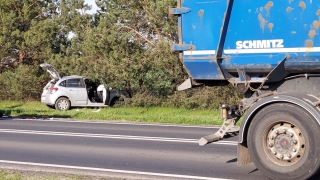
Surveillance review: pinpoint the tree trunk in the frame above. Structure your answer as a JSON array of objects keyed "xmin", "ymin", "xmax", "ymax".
[{"xmin": 125, "ymin": 80, "xmax": 132, "ymax": 97}]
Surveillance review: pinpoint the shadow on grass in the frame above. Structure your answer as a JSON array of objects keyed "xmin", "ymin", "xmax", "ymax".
[
  {"xmin": 17, "ymin": 114, "xmax": 72, "ymax": 120},
  {"xmin": 1, "ymin": 108, "xmax": 56, "ymax": 113},
  {"xmin": 0, "ymin": 115, "xmax": 72, "ymax": 120},
  {"xmin": 6, "ymin": 104, "xmax": 24, "ymax": 109},
  {"xmin": 0, "ymin": 110, "xmax": 72, "ymax": 120}
]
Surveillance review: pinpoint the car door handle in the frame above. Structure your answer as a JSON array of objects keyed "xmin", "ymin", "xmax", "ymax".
[{"xmin": 69, "ymin": 89, "xmax": 73, "ymax": 91}]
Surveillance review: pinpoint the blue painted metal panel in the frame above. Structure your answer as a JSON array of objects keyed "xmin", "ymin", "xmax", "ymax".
[
  {"xmin": 181, "ymin": 0, "xmax": 227, "ymax": 51},
  {"xmin": 184, "ymin": 60, "xmax": 224, "ymax": 79},
  {"xmin": 223, "ymin": 0, "xmax": 320, "ymax": 73},
  {"xmin": 180, "ymin": 0, "xmax": 228, "ymax": 80},
  {"xmin": 175, "ymin": 0, "xmax": 320, "ymax": 81}
]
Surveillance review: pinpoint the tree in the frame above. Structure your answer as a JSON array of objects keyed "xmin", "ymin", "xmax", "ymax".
[
  {"xmin": 90, "ymin": 0, "xmax": 185, "ymax": 96},
  {"xmin": 0, "ymin": 0, "xmax": 65, "ymax": 69},
  {"xmin": 0, "ymin": 0, "xmax": 66, "ymax": 100},
  {"xmin": 45, "ymin": 0, "xmax": 110, "ymax": 81}
]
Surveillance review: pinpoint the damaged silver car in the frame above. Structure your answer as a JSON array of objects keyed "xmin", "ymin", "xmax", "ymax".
[{"xmin": 40, "ymin": 63, "xmax": 130, "ymax": 110}]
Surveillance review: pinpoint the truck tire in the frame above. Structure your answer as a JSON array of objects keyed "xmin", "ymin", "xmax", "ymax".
[
  {"xmin": 55, "ymin": 97, "xmax": 70, "ymax": 111},
  {"xmin": 248, "ymin": 103, "xmax": 320, "ymax": 180}
]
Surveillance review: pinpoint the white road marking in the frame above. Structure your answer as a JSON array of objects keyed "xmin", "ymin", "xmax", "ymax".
[
  {"xmin": 13, "ymin": 119, "xmax": 220, "ymax": 129},
  {"xmin": 0, "ymin": 160, "xmax": 234, "ymax": 180},
  {"xmin": 0, "ymin": 129, "xmax": 237, "ymax": 145}
]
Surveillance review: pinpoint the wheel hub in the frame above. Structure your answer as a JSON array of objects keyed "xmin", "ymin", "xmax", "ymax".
[
  {"xmin": 278, "ymin": 137, "xmax": 290, "ymax": 149},
  {"xmin": 267, "ymin": 122, "xmax": 305, "ymax": 165},
  {"xmin": 58, "ymin": 100, "xmax": 69, "ymax": 110}
]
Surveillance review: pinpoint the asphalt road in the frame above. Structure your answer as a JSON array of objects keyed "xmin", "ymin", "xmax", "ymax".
[{"xmin": 0, "ymin": 118, "xmax": 268, "ymax": 180}]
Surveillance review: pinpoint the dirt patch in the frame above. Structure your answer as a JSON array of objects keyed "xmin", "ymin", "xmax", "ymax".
[
  {"xmin": 309, "ymin": 30, "xmax": 316, "ymax": 38},
  {"xmin": 313, "ymin": 20, "xmax": 320, "ymax": 29},
  {"xmin": 268, "ymin": 23, "xmax": 274, "ymax": 32},
  {"xmin": 258, "ymin": 13, "xmax": 266, "ymax": 31},
  {"xmin": 299, "ymin": 1, "xmax": 306, "ymax": 10},
  {"xmin": 265, "ymin": 1, "xmax": 274, "ymax": 11},
  {"xmin": 306, "ymin": 40, "xmax": 313, "ymax": 48},
  {"xmin": 198, "ymin": 9, "xmax": 204, "ymax": 17}
]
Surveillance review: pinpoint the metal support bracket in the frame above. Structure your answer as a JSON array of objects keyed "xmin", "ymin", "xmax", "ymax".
[
  {"xmin": 169, "ymin": 7, "xmax": 191, "ymax": 16},
  {"xmin": 199, "ymin": 117, "xmax": 240, "ymax": 146},
  {"xmin": 199, "ymin": 104, "xmax": 241, "ymax": 146},
  {"xmin": 171, "ymin": 43, "xmax": 194, "ymax": 52}
]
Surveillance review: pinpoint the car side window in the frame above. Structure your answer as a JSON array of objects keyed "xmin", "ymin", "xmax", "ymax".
[
  {"xmin": 67, "ymin": 79, "xmax": 83, "ymax": 88},
  {"xmin": 59, "ymin": 80, "xmax": 66, "ymax": 87}
]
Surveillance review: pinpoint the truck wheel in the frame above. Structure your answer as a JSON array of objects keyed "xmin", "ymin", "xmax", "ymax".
[
  {"xmin": 248, "ymin": 103, "xmax": 320, "ymax": 180},
  {"xmin": 55, "ymin": 97, "xmax": 70, "ymax": 111}
]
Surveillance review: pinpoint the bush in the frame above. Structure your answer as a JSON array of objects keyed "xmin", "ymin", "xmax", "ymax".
[
  {"xmin": 127, "ymin": 91, "xmax": 164, "ymax": 107},
  {"xmin": 126, "ymin": 85, "xmax": 242, "ymax": 110},
  {"xmin": 167, "ymin": 85, "xmax": 242, "ymax": 109}
]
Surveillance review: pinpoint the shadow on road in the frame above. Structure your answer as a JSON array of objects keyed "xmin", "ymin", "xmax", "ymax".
[
  {"xmin": 223, "ymin": 132, "xmax": 239, "ymax": 140},
  {"xmin": 249, "ymin": 168, "xmax": 258, "ymax": 174},
  {"xmin": 226, "ymin": 158, "xmax": 237, "ymax": 163}
]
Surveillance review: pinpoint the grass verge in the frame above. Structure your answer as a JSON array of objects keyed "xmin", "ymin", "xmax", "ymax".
[
  {"xmin": 0, "ymin": 169, "xmax": 122, "ymax": 180},
  {"xmin": 0, "ymin": 101, "xmax": 223, "ymax": 125}
]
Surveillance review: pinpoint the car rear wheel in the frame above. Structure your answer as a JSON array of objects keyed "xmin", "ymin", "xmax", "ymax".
[
  {"xmin": 248, "ymin": 103, "xmax": 320, "ymax": 180},
  {"xmin": 55, "ymin": 97, "xmax": 70, "ymax": 111},
  {"xmin": 110, "ymin": 95, "xmax": 127, "ymax": 107}
]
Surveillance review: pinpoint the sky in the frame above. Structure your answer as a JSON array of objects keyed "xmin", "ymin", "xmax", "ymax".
[
  {"xmin": 67, "ymin": 0, "xmax": 98, "ymax": 38},
  {"xmin": 84, "ymin": 0, "xmax": 99, "ymax": 14}
]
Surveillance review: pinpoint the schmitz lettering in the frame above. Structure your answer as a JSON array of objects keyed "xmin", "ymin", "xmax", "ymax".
[{"xmin": 236, "ymin": 39, "xmax": 284, "ymax": 49}]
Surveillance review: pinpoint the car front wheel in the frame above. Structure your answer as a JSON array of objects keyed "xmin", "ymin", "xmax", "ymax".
[{"xmin": 55, "ymin": 97, "xmax": 70, "ymax": 111}]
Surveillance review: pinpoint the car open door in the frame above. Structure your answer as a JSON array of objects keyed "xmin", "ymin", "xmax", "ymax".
[{"xmin": 40, "ymin": 63, "xmax": 61, "ymax": 80}]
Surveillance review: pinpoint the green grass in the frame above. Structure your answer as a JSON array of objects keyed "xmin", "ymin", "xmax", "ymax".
[
  {"xmin": 0, "ymin": 169, "xmax": 122, "ymax": 180},
  {"xmin": 0, "ymin": 101, "xmax": 223, "ymax": 125},
  {"xmin": 0, "ymin": 170, "xmax": 21, "ymax": 180}
]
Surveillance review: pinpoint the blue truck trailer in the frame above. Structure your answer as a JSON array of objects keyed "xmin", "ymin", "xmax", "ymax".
[{"xmin": 170, "ymin": 0, "xmax": 320, "ymax": 179}]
